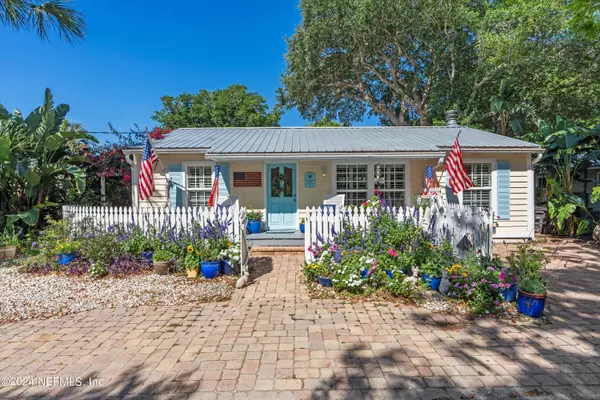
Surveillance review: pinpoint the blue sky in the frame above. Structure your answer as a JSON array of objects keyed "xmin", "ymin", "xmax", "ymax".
[{"xmin": 0, "ymin": 1, "xmax": 376, "ymax": 142}]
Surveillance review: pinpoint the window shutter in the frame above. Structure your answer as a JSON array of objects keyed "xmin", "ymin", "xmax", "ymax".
[
  {"xmin": 218, "ymin": 163, "xmax": 230, "ymax": 202},
  {"xmin": 496, "ymin": 160, "xmax": 511, "ymax": 220},
  {"xmin": 444, "ymin": 172, "xmax": 460, "ymax": 204},
  {"xmin": 168, "ymin": 164, "xmax": 183, "ymax": 208}
]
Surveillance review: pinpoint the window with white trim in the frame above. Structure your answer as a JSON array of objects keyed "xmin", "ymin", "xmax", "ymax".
[
  {"xmin": 375, "ymin": 163, "xmax": 406, "ymax": 207},
  {"xmin": 187, "ymin": 166, "xmax": 212, "ymax": 207},
  {"xmin": 463, "ymin": 163, "xmax": 492, "ymax": 208},
  {"xmin": 336, "ymin": 164, "xmax": 368, "ymax": 206}
]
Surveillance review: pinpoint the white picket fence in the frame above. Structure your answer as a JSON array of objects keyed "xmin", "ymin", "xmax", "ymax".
[
  {"xmin": 304, "ymin": 203, "xmax": 494, "ymax": 261},
  {"xmin": 61, "ymin": 204, "xmax": 251, "ymax": 287}
]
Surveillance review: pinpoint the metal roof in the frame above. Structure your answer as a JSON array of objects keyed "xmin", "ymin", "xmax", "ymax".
[{"xmin": 142, "ymin": 126, "xmax": 541, "ymax": 154}]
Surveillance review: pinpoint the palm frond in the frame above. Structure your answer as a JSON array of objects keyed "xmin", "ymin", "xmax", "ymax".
[
  {"xmin": 26, "ymin": 0, "xmax": 86, "ymax": 43},
  {"xmin": 0, "ymin": 0, "xmax": 28, "ymax": 29}
]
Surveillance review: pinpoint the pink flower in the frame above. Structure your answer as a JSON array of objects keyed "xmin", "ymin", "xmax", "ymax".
[
  {"xmin": 499, "ymin": 283, "xmax": 505, "ymax": 288},
  {"xmin": 122, "ymin": 173, "xmax": 131, "ymax": 182},
  {"xmin": 471, "ymin": 282, "xmax": 476, "ymax": 287},
  {"xmin": 387, "ymin": 249, "xmax": 398, "ymax": 257},
  {"xmin": 463, "ymin": 284, "xmax": 468, "ymax": 289}
]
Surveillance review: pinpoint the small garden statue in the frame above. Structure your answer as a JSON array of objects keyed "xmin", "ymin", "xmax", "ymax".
[
  {"xmin": 405, "ymin": 267, "xmax": 419, "ymax": 286},
  {"xmin": 593, "ymin": 224, "xmax": 600, "ymax": 242},
  {"xmin": 439, "ymin": 270, "xmax": 450, "ymax": 295}
]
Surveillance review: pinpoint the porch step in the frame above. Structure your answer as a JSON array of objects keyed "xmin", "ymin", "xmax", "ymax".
[
  {"xmin": 247, "ymin": 231, "xmax": 304, "ymax": 247},
  {"xmin": 251, "ymin": 246, "xmax": 304, "ymax": 256}
]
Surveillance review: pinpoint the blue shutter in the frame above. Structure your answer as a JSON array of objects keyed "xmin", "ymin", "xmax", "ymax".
[
  {"xmin": 496, "ymin": 160, "xmax": 511, "ymax": 220},
  {"xmin": 168, "ymin": 164, "xmax": 183, "ymax": 208},
  {"xmin": 218, "ymin": 163, "xmax": 230, "ymax": 202},
  {"xmin": 445, "ymin": 172, "xmax": 460, "ymax": 204}
]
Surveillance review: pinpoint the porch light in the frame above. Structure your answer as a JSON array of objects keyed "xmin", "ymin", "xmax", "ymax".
[{"xmin": 321, "ymin": 166, "xmax": 327, "ymax": 177}]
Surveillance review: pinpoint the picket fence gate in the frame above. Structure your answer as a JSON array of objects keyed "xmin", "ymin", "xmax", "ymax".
[
  {"xmin": 62, "ymin": 204, "xmax": 250, "ymax": 287},
  {"xmin": 304, "ymin": 203, "xmax": 494, "ymax": 261}
]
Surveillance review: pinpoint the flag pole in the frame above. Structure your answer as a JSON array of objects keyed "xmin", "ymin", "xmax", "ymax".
[
  {"xmin": 435, "ymin": 129, "xmax": 462, "ymax": 188},
  {"xmin": 145, "ymin": 127, "xmax": 168, "ymax": 176}
]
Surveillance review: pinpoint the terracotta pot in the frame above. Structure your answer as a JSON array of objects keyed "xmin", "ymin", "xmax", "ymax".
[
  {"xmin": 153, "ymin": 261, "xmax": 171, "ymax": 275},
  {"xmin": 1, "ymin": 245, "xmax": 18, "ymax": 260},
  {"xmin": 187, "ymin": 268, "xmax": 198, "ymax": 278}
]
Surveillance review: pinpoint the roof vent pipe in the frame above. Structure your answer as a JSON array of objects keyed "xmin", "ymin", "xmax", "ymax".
[{"xmin": 445, "ymin": 110, "xmax": 459, "ymax": 127}]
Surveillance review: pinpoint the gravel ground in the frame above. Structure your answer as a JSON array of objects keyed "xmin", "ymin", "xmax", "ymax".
[{"xmin": 0, "ymin": 263, "xmax": 234, "ymax": 322}]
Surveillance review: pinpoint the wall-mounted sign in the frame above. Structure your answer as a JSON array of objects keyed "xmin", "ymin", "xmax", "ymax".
[
  {"xmin": 233, "ymin": 172, "xmax": 262, "ymax": 187},
  {"xmin": 304, "ymin": 171, "xmax": 316, "ymax": 188}
]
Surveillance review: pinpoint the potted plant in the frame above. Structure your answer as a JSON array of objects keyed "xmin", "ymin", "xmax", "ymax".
[
  {"xmin": 198, "ymin": 241, "xmax": 221, "ymax": 279},
  {"xmin": 421, "ymin": 262, "xmax": 443, "ymax": 290},
  {"xmin": 152, "ymin": 249, "xmax": 172, "ymax": 275},
  {"xmin": 498, "ymin": 267, "xmax": 519, "ymax": 302},
  {"xmin": 517, "ymin": 274, "xmax": 547, "ymax": 318},
  {"xmin": 54, "ymin": 239, "xmax": 81, "ymax": 265},
  {"xmin": 299, "ymin": 218, "xmax": 305, "ymax": 234},
  {"xmin": 246, "ymin": 208, "xmax": 263, "ymax": 234},
  {"xmin": 183, "ymin": 246, "xmax": 200, "ymax": 278},
  {"xmin": 220, "ymin": 242, "xmax": 241, "ymax": 275},
  {"xmin": 0, "ymin": 228, "xmax": 20, "ymax": 260},
  {"xmin": 141, "ymin": 248, "xmax": 154, "ymax": 264}
]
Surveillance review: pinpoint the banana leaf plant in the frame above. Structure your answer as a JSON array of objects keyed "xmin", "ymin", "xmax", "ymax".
[
  {"xmin": 0, "ymin": 88, "xmax": 97, "ymax": 228},
  {"xmin": 538, "ymin": 116, "xmax": 600, "ymax": 235}
]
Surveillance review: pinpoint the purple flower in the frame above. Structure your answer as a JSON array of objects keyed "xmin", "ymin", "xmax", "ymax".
[
  {"xmin": 463, "ymin": 284, "xmax": 468, "ymax": 289},
  {"xmin": 471, "ymin": 282, "xmax": 476, "ymax": 287},
  {"xmin": 31, "ymin": 242, "xmax": 38, "ymax": 248},
  {"xmin": 491, "ymin": 284, "xmax": 499, "ymax": 289}
]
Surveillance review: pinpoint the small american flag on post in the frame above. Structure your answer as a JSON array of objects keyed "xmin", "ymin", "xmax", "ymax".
[
  {"xmin": 444, "ymin": 134, "xmax": 474, "ymax": 195},
  {"xmin": 208, "ymin": 165, "xmax": 220, "ymax": 207},
  {"xmin": 139, "ymin": 136, "xmax": 158, "ymax": 200},
  {"xmin": 423, "ymin": 165, "xmax": 438, "ymax": 195}
]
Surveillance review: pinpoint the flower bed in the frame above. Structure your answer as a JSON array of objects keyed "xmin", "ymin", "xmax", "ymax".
[
  {"xmin": 19, "ymin": 215, "xmax": 243, "ymax": 280},
  {"xmin": 303, "ymin": 195, "xmax": 548, "ymax": 316}
]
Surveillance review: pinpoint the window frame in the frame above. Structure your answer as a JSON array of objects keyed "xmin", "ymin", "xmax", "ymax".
[
  {"xmin": 454, "ymin": 159, "xmax": 497, "ymax": 212},
  {"xmin": 182, "ymin": 161, "xmax": 215, "ymax": 208},
  {"xmin": 332, "ymin": 160, "xmax": 410, "ymax": 207}
]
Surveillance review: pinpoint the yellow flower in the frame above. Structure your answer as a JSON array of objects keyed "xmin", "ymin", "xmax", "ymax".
[
  {"xmin": 342, "ymin": 251, "xmax": 346, "ymax": 256},
  {"xmin": 228, "ymin": 242, "xmax": 233, "ymax": 247},
  {"xmin": 187, "ymin": 245, "xmax": 194, "ymax": 253},
  {"xmin": 462, "ymin": 272, "xmax": 467, "ymax": 277}
]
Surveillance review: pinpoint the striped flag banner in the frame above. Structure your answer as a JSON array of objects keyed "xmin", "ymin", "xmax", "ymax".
[
  {"xmin": 444, "ymin": 134, "xmax": 474, "ymax": 195},
  {"xmin": 208, "ymin": 165, "xmax": 220, "ymax": 207},
  {"xmin": 139, "ymin": 136, "xmax": 158, "ymax": 200}
]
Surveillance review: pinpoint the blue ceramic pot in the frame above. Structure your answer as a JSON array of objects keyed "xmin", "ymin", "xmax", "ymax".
[
  {"xmin": 423, "ymin": 273, "xmax": 442, "ymax": 291},
  {"xmin": 318, "ymin": 276, "xmax": 332, "ymax": 287},
  {"xmin": 500, "ymin": 284, "xmax": 518, "ymax": 302},
  {"xmin": 247, "ymin": 220, "xmax": 261, "ymax": 234},
  {"xmin": 517, "ymin": 290, "xmax": 546, "ymax": 318},
  {"xmin": 385, "ymin": 270, "xmax": 394, "ymax": 279},
  {"xmin": 360, "ymin": 269, "xmax": 369, "ymax": 279},
  {"xmin": 300, "ymin": 223, "xmax": 305, "ymax": 233},
  {"xmin": 58, "ymin": 252, "xmax": 77, "ymax": 265},
  {"xmin": 141, "ymin": 251, "xmax": 153, "ymax": 264},
  {"xmin": 221, "ymin": 260, "xmax": 238, "ymax": 276},
  {"xmin": 201, "ymin": 260, "xmax": 221, "ymax": 279}
]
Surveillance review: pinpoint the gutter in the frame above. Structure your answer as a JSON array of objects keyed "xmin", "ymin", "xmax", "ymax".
[{"xmin": 206, "ymin": 152, "xmax": 447, "ymax": 160}]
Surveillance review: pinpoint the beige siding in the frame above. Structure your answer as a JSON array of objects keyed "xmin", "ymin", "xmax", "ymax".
[{"xmin": 298, "ymin": 160, "xmax": 333, "ymax": 219}]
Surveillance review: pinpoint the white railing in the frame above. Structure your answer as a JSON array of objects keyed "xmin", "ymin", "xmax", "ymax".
[
  {"xmin": 62, "ymin": 203, "xmax": 251, "ymax": 287},
  {"xmin": 304, "ymin": 203, "xmax": 494, "ymax": 261}
]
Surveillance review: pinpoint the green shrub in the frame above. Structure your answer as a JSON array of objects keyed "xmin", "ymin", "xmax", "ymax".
[
  {"xmin": 506, "ymin": 244, "xmax": 545, "ymax": 278},
  {"xmin": 519, "ymin": 275, "xmax": 547, "ymax": 295}
]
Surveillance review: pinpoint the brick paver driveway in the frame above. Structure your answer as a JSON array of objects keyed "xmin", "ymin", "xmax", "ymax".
[{"xmin": 1, "ymin": 241, "xmax": 599, "ymax": 399}]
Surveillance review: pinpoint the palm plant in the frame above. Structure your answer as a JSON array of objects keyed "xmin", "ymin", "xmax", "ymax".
[
  {"xmin": 0, "ymin": 88, "xmax": 97, "ymax": 227},
  {"xmin": 0, "ymin": 0, "xmax": 85, "ymax": 43},
  {"xmin": 539, "ymin": 116, "xmax": 600, "ymax": 235}
]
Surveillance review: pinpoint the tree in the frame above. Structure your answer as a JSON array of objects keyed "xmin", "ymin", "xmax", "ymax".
[
  {"xmin": 152, "ymin": 84, "xmax": 282, "ymax": 129},
  {"xmin": 308, "ymin": 117, "xmax": 345, "ymax": 127},
  {"xmin": 1, "ymin": 0, "xmax": 85, "ymax": 43},
  {"xmin": 0, "ymin": 88, "xmax": 96, "ymax": 228},
  {"xmin": 281, "ymin": 0, "xmax": 480, "ymax": 126},
  {"xmin": 282, "ymin": 0, "xmax": 600, "ymax": 129}
]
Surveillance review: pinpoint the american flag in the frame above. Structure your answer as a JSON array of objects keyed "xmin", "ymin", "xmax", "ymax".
[
  {"xmin": 208, "ymin": 164, "xmax": 220, "ymax": 207},
  {"xmin": 423, "ymin": 165, "xmax": 438, "ymax": 195},
  {"xmin": 139, "ymin": 137, "xmax": 158, "ymax": 200},
  {"xmin": 445, "ymin": 135, "xmax": 474, "ymax": 195}
]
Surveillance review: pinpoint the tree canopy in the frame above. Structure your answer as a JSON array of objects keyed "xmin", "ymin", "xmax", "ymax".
[
  {"xmin": 152, "ymin": 84, "xmax": 282, "ymax": 129},
  {"xmin": 282, "ymin": 0, "xmax": 600, "ymax": 131},
  {"xmin": 0, "ymin": 0, "xmax": 86, "ymax": 43}
]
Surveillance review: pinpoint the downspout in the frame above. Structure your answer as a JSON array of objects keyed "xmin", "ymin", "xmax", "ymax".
[{"xmin": 125, "ymin": 153, "xmax": 138, "ymax": 209}]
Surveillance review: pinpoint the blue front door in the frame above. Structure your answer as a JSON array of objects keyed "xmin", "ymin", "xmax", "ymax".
[{"xmin": 267, "ymin": 163, "xmax": 297, "ymax": 231}]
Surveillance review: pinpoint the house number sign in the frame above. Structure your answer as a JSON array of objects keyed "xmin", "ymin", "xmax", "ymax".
[{"xmin": 304, "ymin": 172, "xmax": 316, "ymax": 188}]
